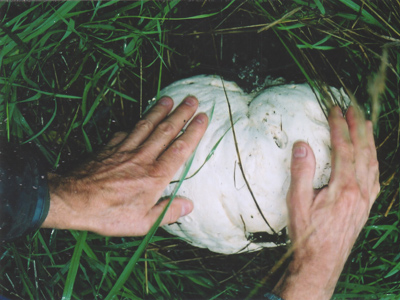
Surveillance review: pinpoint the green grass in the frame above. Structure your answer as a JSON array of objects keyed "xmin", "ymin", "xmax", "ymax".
[{"xmin": 1, "ymin": 1, "xmax": 399, "ymax": 299}]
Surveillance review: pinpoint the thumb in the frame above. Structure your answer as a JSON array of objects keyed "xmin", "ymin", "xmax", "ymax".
[
  {"xmin": 287, "ymin": 142, "xmax": 316, "ymax": 209},
  {"xmin": 147, "ymin": 197, "xmax": 194, "ymax": 227}
]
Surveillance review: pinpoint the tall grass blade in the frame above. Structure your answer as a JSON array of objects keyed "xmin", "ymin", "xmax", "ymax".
[
  {"xmin": 61, "ymin": 230, "xmax": 88, "ymax": 300},
  {"xmin": 336, "ymin": 0, "xmax": 382, "ymax": 27},
  {"xmin": 22, "ymin": 99, "xmax": 57, "ymax": 144}
]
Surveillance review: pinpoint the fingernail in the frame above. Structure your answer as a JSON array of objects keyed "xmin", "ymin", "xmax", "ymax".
[
  {"xmin": 159, "ymin": 97, "xmax": 171, "ymax": 106},
  {"xmin": 194, "ymin": 113, "xmax": 207, "ymax": 124},
  {"xmin": 293, "ymin": 145, "xmax": 307, "ymax": 158},
  {"xmin": 184, "ymin": 96, "xmax": 196, "ymax": 107}
]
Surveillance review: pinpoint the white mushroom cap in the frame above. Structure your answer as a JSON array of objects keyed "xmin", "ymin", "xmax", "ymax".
[{"xmin": 160, "ymin": 75, "xmax": 349, "ymax": 254}]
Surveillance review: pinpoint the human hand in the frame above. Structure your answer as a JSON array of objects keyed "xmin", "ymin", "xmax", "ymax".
[
  {"xmin": 42, "ymin": 96, "xmax": 208, "ymax": 236},
  {"xmin": 273, "ymin": 106, "xmax": 380, "ymax": 300}
]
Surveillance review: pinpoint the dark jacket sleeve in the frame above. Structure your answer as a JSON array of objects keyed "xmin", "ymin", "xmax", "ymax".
[{"xmin": 0, "ymin": 143, "xmax": 50, "ymax": 243}]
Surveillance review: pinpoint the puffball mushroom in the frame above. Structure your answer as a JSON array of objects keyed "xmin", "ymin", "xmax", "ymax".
[{"xmin": 159, "ymin": 75, "xmax": 349, "ymax": 255}]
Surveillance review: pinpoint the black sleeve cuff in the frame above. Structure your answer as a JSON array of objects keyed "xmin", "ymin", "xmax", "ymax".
[{"xmin": 0, "ymin": 143, "xmax": 50, "ymax": 243}]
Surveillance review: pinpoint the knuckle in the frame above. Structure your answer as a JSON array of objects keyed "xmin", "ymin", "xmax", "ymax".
[
  {"xmin": 335, "ymin": 143, "xmax": 355, "ymax": 162},
  {"xmin": 335, "ymin": 138, "xmax": 354, "ymax": 154},
  {"xmin": 291, "ymin": 159, "xmax": 314, "ymax": 176},
  {"xmin": 165, "ymin": 207, "xmax": 178, "ymax": 224},
  {"xmin": 343, "ymin": 183, "xmax": 362, "ymax": 201},
  {"xmin": 149, "ymin": 163, "xmax": 169, "ymax": 179},
  {"xmin": 171, "ymin": 139, "xmax": 190, "ymax": 155},
  {"xmin": 135, "ymin": 119, "xmax": 155, "ymax": 132},
  {"xmin": 370, "ymin": 158, "xmax": 379, "ymax": 171},
  {"xmin": 343, "ymin": 183, "xmax": 371, "ymax": 211},
  {"xmin": 157, "ymin": 121, "xmax": 177, "ymax": 136},
  {"xmin": 361, "ymin": 146, "xmax": 372, "ymax": 157},
  {"xmin": 161, "ymin": 208, "xmax": 174, "ymax": 225}
]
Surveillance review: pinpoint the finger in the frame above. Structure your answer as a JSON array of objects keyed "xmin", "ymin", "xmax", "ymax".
[
  {"xmin": 366, "ymin": 120, "xmax": 378, "ymax": 160},
  {"xmin": 328, "ymin": 106, "xmax": 354, "ymax": 184},
  {"xmin": 286, "ymin": 142, "xmax": 316, "ymax": 210},
  {"xmin": 366, "ymin": 121, "xmax": 380, "ymax": 207},
  {"xmin": 346, "ymin": 105, "xmax": 368, "ymax": 147},
  {"xmin": 146, "ymin": 197, "xmax": 194, "ymax": 227},
  {"xmin": 140, "ymin": 96, "xmax": 201, "ymax": 160},
  {"xmin": 345, "ymin": 106, "xmax": 373, "ymax": 187},
  {"xmin": 346, "ymin": 108, "xmax": 377, "ymax": 162},
  {"xmin": 156, "ymin": 113, "xmax": 208, "ymax": 180},
  {"xmin": 97, "ymin": 132, "xmax": 129, "ymax": 161},
  {"xmin": 120, "ymin": 97, "xmax": 174, "ymax": 151},
  {"xmin": 346, "ymin": 107, "xmax": 380, "ymax": 206},
  {"xmin": 107, "ymin": 131, "xmax": 128, "ymax": 147}
]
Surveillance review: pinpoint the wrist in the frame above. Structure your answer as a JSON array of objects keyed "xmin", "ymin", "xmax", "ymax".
[
  {"xmin": 42, "ymin": 173, "xmax": 82, "ymax": 231},
  {"xmin": 273, "ymin": 256, "xmax": 340, "ymax": 300}
]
